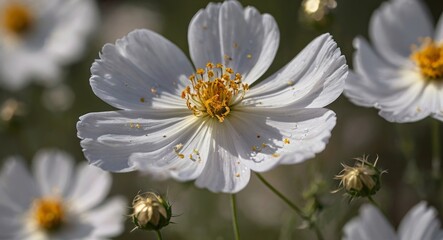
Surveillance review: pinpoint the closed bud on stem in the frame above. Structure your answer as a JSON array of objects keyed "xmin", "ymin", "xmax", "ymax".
[
  {"xmin": 131, "ymin": 192, "xmax": 172, "ymax": 231},
  {"xmin": 333, "ymin": 155, "xmax": 386, "ymax": 200}
]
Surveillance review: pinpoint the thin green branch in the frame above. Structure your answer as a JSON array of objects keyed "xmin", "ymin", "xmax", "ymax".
[
  {"xmin": 255, "ymin": 173, "xmax": 324, "ymax": 240},
  {"xmin": 231, "ymin": 194, "xmax": 241, "ymax": 240},
  {"xmin": 432, "ymin": 120, "xmax": 441, "ymax": 181},
  {"xmin": 155, "ymin": 230, "xmax": 163, "ymax": 240}
]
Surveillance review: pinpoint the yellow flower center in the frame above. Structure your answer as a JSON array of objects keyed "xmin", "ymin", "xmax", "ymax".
[
  {"xmin": 411, "ymin": 38, "xmax": 443, "ymax": 80},
  {"xmin": 1, "ymin": 3, "xmax": 33, "ymax": 36},
  {"xmin": 181, "ymin": 62, "xmax": 249, "ymax": 122},
  {"xmin": 33, "ymin": 198, "xmax": 65, "ymax": 232}
]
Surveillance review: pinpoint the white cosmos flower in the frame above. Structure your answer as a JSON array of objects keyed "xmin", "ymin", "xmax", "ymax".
[
  {"xmin": 0, "ymin": 0, "xmax": 98, "ymax": 90},
  {"xmin": 343, "ymin": 202, "xmax": 443, "ymax": 240},
  {"xmin": 77, "ymin": 0, "xmax": 348, "ymax": 193},
  {"xmin": 345, "ymin": 0, "xmax": 443, "ymax": 123},
  {"xmin": 0, "ymin": 149, "xmax": 126, "ymax": 240}
]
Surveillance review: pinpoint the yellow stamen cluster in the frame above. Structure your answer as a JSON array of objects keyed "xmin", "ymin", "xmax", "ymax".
[
  {"xmin": 411, "ymin": 38, "xmax": 443, "ymax": 80},
  {"xmin": 33, "ymin": 198, "xmax": 64, "ymax": 231},
  {"xmin": 1, "ymin": 3, "xmax": 33, "ymax": 36},
  {"xmin": 182, "ymin": 62, "xmax": 249, "ymax": 122}
]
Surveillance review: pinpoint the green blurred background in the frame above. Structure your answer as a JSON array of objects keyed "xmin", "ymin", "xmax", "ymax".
[{"xmin": 1, "ymin": 0, "xmax": 443, "ymax": 239}]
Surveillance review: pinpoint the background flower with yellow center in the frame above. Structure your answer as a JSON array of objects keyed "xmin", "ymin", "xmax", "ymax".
[
  {"xmin": 345, "ymin": 0, "xmax": 443, "ymax": 123},
  {"xmin": 77, "ymin": 0, "xmax": 348, "ymax": 193},
  {"xmin": 0, "ymin": 149, "xmax": 126, "ymax": 239},
  {"xmin": 0, "ymin": 0, "xmax": 98, "ymax": 90}
]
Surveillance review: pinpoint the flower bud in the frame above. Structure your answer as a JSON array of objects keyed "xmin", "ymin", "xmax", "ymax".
[
  {"xmin": 131, "ymin": 192, "xmax": 171, "ymax": 231},
  {"xmin": 334, "ymin": 155, "xmax": 385, "ymax": 199}
]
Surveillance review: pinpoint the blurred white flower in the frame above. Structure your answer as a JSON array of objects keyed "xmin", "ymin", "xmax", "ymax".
[
  {"xmin": 41, "ymin": 84, "xmax": 75, "ymax": 112},
  {"xmin": 0, "ymin": 0, "xmax": 99, "ymax": 90},
  {"xmin": 343, "ymin": 202, "xmax": 443, "ymax": 240},
  {"xmin": 0, "ymin": 149, "xmax": 126, "ymax": 239},
  {"xmin": 77, "ymin": 0, "xmax": 347, "ymax": 193},
  {"xmin": 345, "ymin": 0, "xmax": 443, "ymax": 123},
  {"xmin": 101, "ymin": 3, "xmax": 163, "ymax": 44}
]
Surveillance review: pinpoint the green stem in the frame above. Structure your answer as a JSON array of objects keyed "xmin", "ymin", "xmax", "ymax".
[
  {"xmin": 367, "ymin": 195, "xmax": 381, "ymax": 210},
  {"xmin": 367, "ymin": 195, "xmax": 388, "ymax": 217},
  {"xmin": 230, "ymin": 194, "xmax": 241, "ymax": 240},
  {"xmin": 432, "ymin": 120, "xmax": 441, "ymax": 181},
  {"xmin": 255, "ymin": 173, "xmax": 324, "ymax": 240},
  {"xmin": 155, "ymin": 230, "xmax": 163, "ymax": 240}
]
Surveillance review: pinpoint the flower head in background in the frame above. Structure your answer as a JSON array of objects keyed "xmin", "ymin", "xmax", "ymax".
[
  {"xmin": 343, "ymin": 202, "xmax": 443, "ymax": 240},
  {"xmin": 0, "ymin": 149, "xmax": 126, "ymax": 239},
  {"xmin": 77, "ymin": 0, "xmax": 348, "ymax": 193},
  {"xmin": 334, "ymin": 155, "xmax": 385, "ymax": 200},
  {"xmin": 0, "ymin": 0, "xmax": 98, "ymax": 90},
  {"xmin": 345, "ymin": 0, "xmax": 443, "ymax": 123},
  {"xmin": 131, "ymin": 192, "xmax": 172, "ymax": 232}
]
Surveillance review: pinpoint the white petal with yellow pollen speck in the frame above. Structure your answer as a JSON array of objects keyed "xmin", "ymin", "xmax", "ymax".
[
  {"xmin": 195, "ymin": 121, "xmax": 251, "ymax": 193},
  {"xmin": 78, "ymin": 109, "xmax": 200, "ymax": 174},
  {"xmin": 91, "ymin": 29, "xmax": 193, "ymax": 110},
  {"xmin": 244, "ymin": 33, "xmax": 347, "ymax": 109},
  {"xmin": 188, "ymin": 0, "xmax": 279, "ymax": 85}
]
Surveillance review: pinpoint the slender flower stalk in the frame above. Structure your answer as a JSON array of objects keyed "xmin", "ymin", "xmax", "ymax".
[
  {"xmin": 155, "ymin": 230, "xmax": 163, "ymax": 240},
  {"xmin": 255, "ymin": 173, "xmax": 324, "ymax": 240},
  {"xmin": 432, "ymin": 120, "xmax": 441, "ymax": 181},
  {"xmin": 230, "ymin": 194, "xmax": 241, "ymax": 240}
]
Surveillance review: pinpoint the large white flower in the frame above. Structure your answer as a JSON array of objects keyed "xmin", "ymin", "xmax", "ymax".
[
  {"xmin": 77, "ymin": 0, "xmax": 348, "ymax": 193},
  {"xmin": 0, "ymin": 0, "xmax": 98, "ymax": 90},
  {"xmin": 0, "ymin": 149, "xmax": 126, "ymax": 240},
  {"xmin": 343, "ymin": 202, "xmax": 443, "ymax": 240},
  {"xmin": 345, "ymin": 0, "xmax": 443, "ymax": 123}
]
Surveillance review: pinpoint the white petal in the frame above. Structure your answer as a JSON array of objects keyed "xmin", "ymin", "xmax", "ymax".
[
  {"xmin": 398, "ymin": 202, "xmax": 442, "ymax": 240},
  {"xmin": 435, "ymin": 13, "xmax": 443, "ymax": 42},
  {"xmin": 231, "ymin": 107, "xmax": 336, "ymax": 169},
  {"xmin": 66, "ymin": 163, "xmax": 111, "ymax": 212},
  {"xmin": 33, "ymin": 149, "xmax": 74, "ymax": 197},
  {"xmin": 0, "ymin": 158, "xmax": 39, "ymax": 212},
  {"xmin": 77, "ymin": 109, "xmax": 204, "ymax": 177},
  {"xmin": 377, "ymin": 73, "xmax": 431, "ymax": 123},
  {"xmin": 188, "ymin": 3, "xmax": 223, "ymax": 66},
  {"xmin": 343, "ymin": 204, "xmax": 397, "ymax": 240},
  {"xmin": 245, "ymin": 33, "xmax": 347, "ymax": 109},
  {"xmin": 345, "ymin": 37, "xmax": 414, "ymax": 107},
  {"xmin": 195, "ymin": 120, "xmax": 251, "ymax": 193},
  {"xmin": 91, "ymin": 29, "xmax": 193, "ymax": 110},
  {"xmin": 84, "ymin": 197, "xmax": 127, "ymax": 238},
  {"xmin": 0, "ymin": 50, "xmax": 60, "ymax": 91},
  {"xmin": 432, "ymin": 86, "xmax": 443, "ymax": 121},
  {"xmin": 0, "ymin": 203, "xmax": 23, "ymax": 239},
  {"xmin": 130, "ymin": 118, "xmax": 212, "ymax": 182},
  {"xmin": 188, "ymin": 0, "xmax": 279, "ymax": 85},
  {"xmin": 369, "ymin": 0, "xmax": 433, "ymax": 66},
  {"xmin": 45, "ymin": 0, "xmax": 99, "ymax": 63}
]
